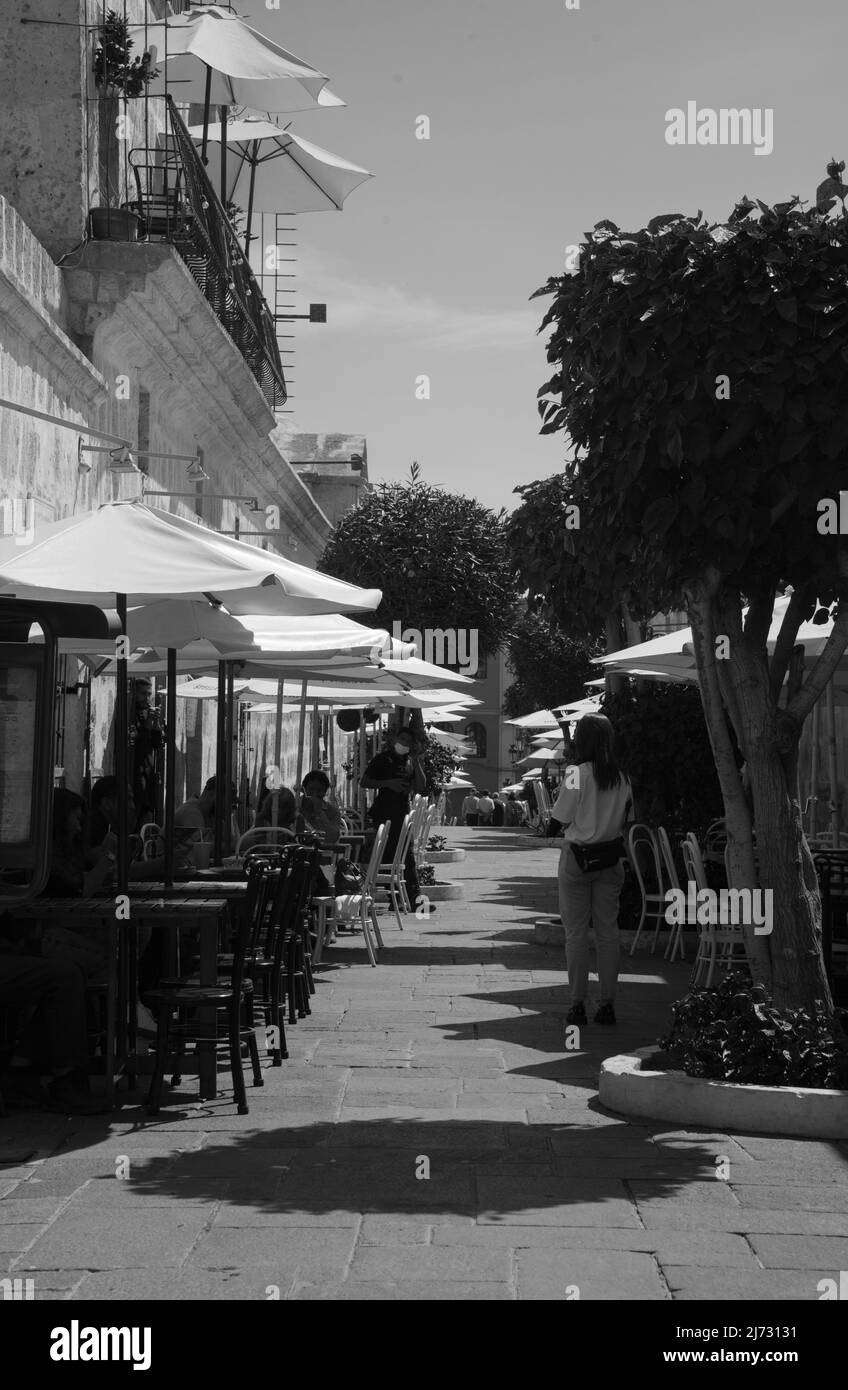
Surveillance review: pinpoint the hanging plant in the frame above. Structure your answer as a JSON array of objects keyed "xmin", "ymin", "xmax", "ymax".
[{"xmin": 93, "ymin": 11, "xmax": 159, "ymax": 97}]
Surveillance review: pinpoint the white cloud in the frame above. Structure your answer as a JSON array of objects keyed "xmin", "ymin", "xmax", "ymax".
[{"xmin": 294, "ymin": 254, "xmax": 539, "ymax": 351}]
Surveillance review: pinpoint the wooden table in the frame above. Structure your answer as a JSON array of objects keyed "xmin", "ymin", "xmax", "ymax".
[{"xmin": 13, "ymin": 895, "xmax": 230, "ymax": 1102}]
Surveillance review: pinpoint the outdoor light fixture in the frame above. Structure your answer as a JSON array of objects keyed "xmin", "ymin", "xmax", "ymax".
[
  {"xmin": 186, "ymin": 457, "xmax": 210, "ymax": 481},
  {"xmin": 108, "ymin": 446, "xmax": 140, "ymax": 474},
  {"xmin": 274, "ymin": 303, "xmax": 327, "ymax": 323}
]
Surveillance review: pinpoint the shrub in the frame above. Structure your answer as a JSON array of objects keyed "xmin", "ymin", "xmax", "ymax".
[
  {"xmin": 427, "ymin": 835, "xmax": 448, "ymax": 852},
  {"xmin": 660, "ymin": 972, "xmax": 848, "ymax": 1090},
  {"xmin": 418, "ymin": 865, "xmax": 436, "ymax": 886}
]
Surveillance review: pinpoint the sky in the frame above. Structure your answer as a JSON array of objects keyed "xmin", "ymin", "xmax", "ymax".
[{"xmin": 241, "ymin": 0, "xmax": 848, "ymax": 513}]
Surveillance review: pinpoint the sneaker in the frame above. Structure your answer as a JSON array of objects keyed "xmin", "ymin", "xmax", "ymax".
[
  {"xmin": 565, "ymin": 1003, "xmax": 587, "ymax": 1025},
  {"xmin": 43, "ymin": 1077, "xmax": 112, "ymax": 1115},
  {"xmin": 594, "ymin": 1003, "xmax": 617, "ymax": 1025}
]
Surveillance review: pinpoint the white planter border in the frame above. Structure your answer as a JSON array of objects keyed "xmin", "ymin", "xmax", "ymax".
[
  {"xmin": 426, "ymin": 849, "xmax": 466, "ymax": 864},
  {"xmin": 599, "ymin": 1047, "xmax": 848, "ymax": 1138}
]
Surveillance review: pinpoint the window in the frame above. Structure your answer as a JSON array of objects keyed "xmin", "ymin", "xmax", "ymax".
[{"xmin": 464, "ymin": 721, "xmax": 487, "ymax": 759}]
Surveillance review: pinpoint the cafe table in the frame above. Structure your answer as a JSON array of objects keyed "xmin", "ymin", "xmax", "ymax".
[{"xmin": 12, "ymin": 894, "xmax": 230, "ymax": 1103}]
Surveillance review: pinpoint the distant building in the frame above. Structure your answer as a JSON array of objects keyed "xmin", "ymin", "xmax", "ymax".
[{"xmin": 278, "ymin": 429, "xmax": 371, "ymax": 529}]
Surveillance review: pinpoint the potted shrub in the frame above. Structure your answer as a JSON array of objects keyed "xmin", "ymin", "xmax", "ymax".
[{"xmin": 90, "ymin": 11, "xmax": 159, "ymax": 241}]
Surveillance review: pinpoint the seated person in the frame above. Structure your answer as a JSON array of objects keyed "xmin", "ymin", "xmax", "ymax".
[
  {"xmin": 254, "ymin": 784, "xmax": 297, "ymax": 831},
  {"xmin": 89, "ymin": 776, "xmax": 190, "ymax": 879},
  {"xmin": 174, "ymin": 775, "xmax": 218, "ymax": 842},
  {"xmin": 0, "ymin": 910, "xmax": 110, "ymax": 1114},
  {"xmin": 300, "ymin": 770, "xmax": 343, "ymax": 843},
  {"xmin": 45, "ymin": 789, "xmax": 117, "ymax": 899}
]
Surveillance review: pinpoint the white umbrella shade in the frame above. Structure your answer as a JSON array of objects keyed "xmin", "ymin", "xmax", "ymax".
[
  {"xmin": 133, "ymin": 6, "xmax": 345, "ymax": 111},
  {"xmin": 517, "ymin": 747, "xmax": 561, "ymax": 765},
  {"xmin": 0, "ymin": 501, "xmax": 380, "ymax": 615},
  {"xmin": 173, "ymin": 675, "xmax": 482, "ymax": 710},
  {"xmin": 188, "ymin": 117, "xmax": 373, "ymax": 215},
  {"xmin": 503, "ymin": 709, "xmax": 559, "ymax": 729}
]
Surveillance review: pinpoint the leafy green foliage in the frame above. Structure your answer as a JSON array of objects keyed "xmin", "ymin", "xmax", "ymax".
[
  {"xmin": 418, "ymin": 736, "xmax": 460, "ymax": 796},
  {"xmin": 318, "ymin": 479, "xmax": 520, "ymax": 658},
  {"xmin": 427, "ymin": 834, "xmax": 448, "ymax": 852},
  {"xmin": 661, "ymin": 972, "xmax": 848, "ymax": 1089},
  {"xmin": 601, "ymin": 684, "xmax": 727, "ymax": 832},
  {"xmin": 533, "ymin": 193, "xmax": 848, "ymax": 610},
  {"xmin": 502, "ymin": 610, "xmax": 602, "ymax": 718},
  {"xmin": 94, "ymin": 12, "xmax": 159, "ymax": 96}
]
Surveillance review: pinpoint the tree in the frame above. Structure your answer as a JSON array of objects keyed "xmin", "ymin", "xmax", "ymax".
[
  {"xmin": 534, "ymin": 169, "xmax": 848, "ymax": 1010},
  {"xmin": 502, "ymin": 610, "xmax": 602, "ymax": 718},
  {"xmin": 318, "ymin": 472, "xmax": 520, "ymax": 659}
]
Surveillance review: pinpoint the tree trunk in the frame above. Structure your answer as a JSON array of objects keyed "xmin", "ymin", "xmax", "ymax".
[
  {"xmin": 688, "ymin": 584, "xmax": 832, "ymax": 1012},
  {"xmin": 603, "ymin": 609, "xmax": 627, "ymax": 697}
]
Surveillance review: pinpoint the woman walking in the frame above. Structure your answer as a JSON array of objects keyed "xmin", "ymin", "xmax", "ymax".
[{"xmin": 551, "ymin": 714, "xmax": 632, "ymax": 1027}]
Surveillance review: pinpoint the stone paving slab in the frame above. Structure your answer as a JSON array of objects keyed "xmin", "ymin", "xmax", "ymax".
[{"xmin": 0, "ymin": 827, "xmax": 841, "ymax": 1301}]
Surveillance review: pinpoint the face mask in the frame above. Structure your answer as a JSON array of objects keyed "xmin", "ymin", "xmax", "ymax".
[{"xmin": 394, "ymin": 743, "xmax": 409, "ymax": 756}]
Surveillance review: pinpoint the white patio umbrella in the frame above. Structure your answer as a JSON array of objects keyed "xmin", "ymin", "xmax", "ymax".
[
  {"xmin": 517, "ymin": 747, "xmax": 561, "ymax": 766},
  {"xmin": 187, "ymin": 115, "xmax": 373, "ymax": 252},
  {"xmin": 135, "ymin": 4, "xmax": 344, "ymax": 117},
  {"xmin": 0, "ymin": 501, "xmax": 380, "ymax": 615},
  {"xmin": 503, "ymin": 709, "xmax": 559, "ymax": 729},
  {"xmin": 0, "ymin": 499, "xmax": 380, "ymax": 888}
]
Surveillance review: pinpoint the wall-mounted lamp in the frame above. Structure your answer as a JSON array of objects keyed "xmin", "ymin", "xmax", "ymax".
[{"xmin": 76, "ymin": 439, "xmax": 91, "ymax": 475}]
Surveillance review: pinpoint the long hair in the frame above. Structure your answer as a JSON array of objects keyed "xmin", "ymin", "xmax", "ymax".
[
  {"xmin": 52, "ymin": 788, "xmax": 86, "ymax": 849},
  {"xmin": 571, "ymin": 714, "xmax": 623, "ymax": 792}
]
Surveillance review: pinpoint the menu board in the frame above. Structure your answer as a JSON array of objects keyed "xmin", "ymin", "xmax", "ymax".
[{"xmin": 0, "ymin": 666, "xmax": 37, "ymax": 845}]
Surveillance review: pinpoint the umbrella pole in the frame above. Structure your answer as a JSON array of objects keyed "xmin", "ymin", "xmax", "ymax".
[
  {"xmin": 295, "ymin": 677, "xmax": 308, "ymax": 794},
  {"xmin": 827, "ymin": 680, "xmax": 840, "ymax": 847},
  {"xmin": 310, "ymin": 700, "xmax": 320, "ymax": 770},
  {"xmin": 328, "ymin": 704, "xmax": 335, "ymax": 795},
  {"xmin": 358, "ymin": 710, "xmax": 367, "ymax": 824},
  {"xmin": 115, "ymin": 594, "xmax": 129, "ymax": 898},
  {"xmin": 225, "ymin": 662, "xmax": 235, "ymax": 852},
  {"xmin": 201, "ymin": 65, "xmax": 212, "ymax": 165},
  {"xmin": 213, "ymin": 661, "xmax": 226, "ymax": 865},
  {"xmin": 163, "ymin": 649, "xmax": 177, "ymax": 887},
  {"xmin": 220, "ymin": 105, "xmax": 228, "ymax": 207},
  {"xmin": 271, "ymin": 677, "xmax": 284, "ymax": 828},
  {"xmin": 244, "ymin": 142, "xmax": 259, "ymax": 257},
  {"xmin": 810, "ymin": 699, "xmax": 821, "ymax": 838}
]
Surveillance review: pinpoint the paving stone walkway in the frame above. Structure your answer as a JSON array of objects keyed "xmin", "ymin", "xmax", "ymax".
[{"xmin": 1, "ymin": 827, "xmax": 847, "ymax": 1300}]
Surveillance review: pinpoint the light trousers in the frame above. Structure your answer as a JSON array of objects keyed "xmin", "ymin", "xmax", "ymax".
[{"xmin": 558, "ymin": 844, "xmax": 625, "ymax": 1004}]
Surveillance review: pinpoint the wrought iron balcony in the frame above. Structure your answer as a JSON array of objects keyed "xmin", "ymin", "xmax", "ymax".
[{"xmin": 124, "ymin": 97, "xmax": 287, "ymax": 411}]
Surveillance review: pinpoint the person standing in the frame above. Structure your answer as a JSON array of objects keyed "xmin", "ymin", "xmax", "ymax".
[
  {"xmin": 130, "ymin": 678, "xmax": 164, "ymax": 832},
  {"xmin": 476, "ymin": 790, "xmax": 495, "ymax": 826},
  {"xmin": 361, "ymin": 726, "xmax": 435, "ymax": 914},
  {"xmin": 550, "ymin": 714, "xmax": 632, "ymax": 1028},
  {"xmin": 491, "ymin": 792, "xmax": 505, "ymax": 827},
  {"xmin": 461, "ymin": 790, "xmax": 479, "ymax": 826}
]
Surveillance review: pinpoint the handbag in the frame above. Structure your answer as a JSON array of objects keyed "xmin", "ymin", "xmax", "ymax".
[
  {"xmin": 570, "ymin": 838, "xmax": 624, "ymax": 873},
  {"xmin": 334, "ymin": 858, "xmax": 364, "ymax": 897}
]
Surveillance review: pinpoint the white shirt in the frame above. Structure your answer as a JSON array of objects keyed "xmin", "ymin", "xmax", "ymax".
[
  {"xmin": 462, "ymin": 795, "xmax": 479, "ymax": 814},
  {"xmin": 477, "ymin": 796, "xmax": 494, "ymax": 816},
  {"xmin": 552, "ymin": 764, "xmax": 632, "ymax": 845}
]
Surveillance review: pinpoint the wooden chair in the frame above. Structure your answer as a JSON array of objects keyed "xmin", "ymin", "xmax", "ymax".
[
  {"xmin": 127, "ymin": 151, "xmax": 186, "ymax": 241},
  {"xmin": 234, "ymin": 826, "xmax": 295, "ymax": 862},
  {"xmin": 312, "ymin": 822, "xmax": 389, "ymax": 968},
  {"xmin": 144, "ymin": 862, "xmax": 271, "ymax": 1115},
  {"xmin": 627, "ymin": 823, "xmax": 668, "ymax": 955}
]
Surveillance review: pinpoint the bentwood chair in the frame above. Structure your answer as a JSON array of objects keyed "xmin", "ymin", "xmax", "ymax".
[
  {"xmin": 627, "ymin": 823, "xmax": 668, "ymax": 955},
  {"xmin": 312, "ymin": 822, "xmax": 390, "ymax": 968},
  {"xmin": 685, "ymin": 837, "xmax": 746, "ymax": 988},
  {"xmin": 656, "ymin": 827, "xmax": 686, "ymax": 962},
  {"xmin": 375, "ymin": 811, "xmax": 418, "ymax": 928}
]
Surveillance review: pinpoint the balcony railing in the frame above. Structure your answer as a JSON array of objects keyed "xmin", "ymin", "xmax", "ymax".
[{"xmin": 123, "ymin": 97, "xmax": 287, "ymax": 411}]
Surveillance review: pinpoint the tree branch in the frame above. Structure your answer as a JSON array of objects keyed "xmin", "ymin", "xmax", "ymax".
[
  {"xmin": 769, "ymin": 586, "xmax": 810, "ymax": 702},
  {"xmin": 786, "ymin": 603, "xmax": 848, "ymax": 725}
]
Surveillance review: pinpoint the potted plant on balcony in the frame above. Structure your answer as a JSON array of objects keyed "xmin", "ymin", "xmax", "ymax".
[{"xmin": 89, "ymin": 10, "xmax": 159, "ymax": 241}]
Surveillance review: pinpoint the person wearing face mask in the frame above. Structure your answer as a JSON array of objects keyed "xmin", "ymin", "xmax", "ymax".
[{"xmin": 361, "ymin": 724, "xmax": 435, "ymax": 914}]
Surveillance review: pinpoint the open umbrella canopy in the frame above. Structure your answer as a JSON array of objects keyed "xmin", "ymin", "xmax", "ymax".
[
  {"xmin": 517, "ymin": 747, "xmax": 561, "ymax": 765},
  {"xmin": 503, "ymin": 709, "xmax": 559, "ymax": 729},
  {"xmin": 173, "ymin": 675, "xmax": 480, "ymax": 709},
  {"xmin": 134, "ymin": 5, "xmax": 344, "ymax": 110},
  {"xmin": 0, "ymin": 501, "xmax": 380, "ymax": 615},
  {"xmin": 188, "ymin": 115, "xmax": 373, "ymax": 214}
]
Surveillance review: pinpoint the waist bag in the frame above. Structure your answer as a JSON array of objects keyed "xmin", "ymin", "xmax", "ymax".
[
  {"xmin": 570, "ymin": 838, "xmax": 624, "ymax": 873},
  {"xmin": 335, "ymin": 859, "xmax": 364, "ymax": 896}
]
